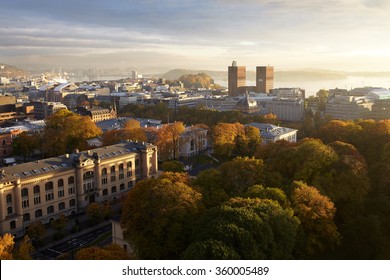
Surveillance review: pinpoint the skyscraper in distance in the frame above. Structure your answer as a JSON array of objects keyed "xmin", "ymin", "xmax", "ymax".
[
  {"xmin": 256, "ymin": 66, "xmax": 274, "ymax": 93},
  {"xmin": 228, "ymin": 61, "xmax": 246, "ymax": 96}
]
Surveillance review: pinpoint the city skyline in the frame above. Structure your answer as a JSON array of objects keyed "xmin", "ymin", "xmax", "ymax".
[{"xmin": 1, "ymin": 0, "xmax": 390, "ymax": 72}]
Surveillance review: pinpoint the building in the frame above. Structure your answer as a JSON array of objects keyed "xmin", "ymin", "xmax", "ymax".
[
  {"xmin": 32, "ymin": 101, "xmax": 68, "ymax": 120},
  {"xmin": 179, "ymin": 126, "xmax": 209, "ymax": 158},
  {"xmin": 112, "ymin": 219, "xmax": 132, "ymax": 254},
  {"xmin": 256, "ymin": 66, "xmax": 274, "ymax": 93},
  {"xmin": 265, "ymin": 98, "xmax": 305, "ymax": 122},
  {"xmin": 246, "ymin": 122, "xmax": 298, "ymax": 144},
  {"xmin": 325, "ymin": 95, "xmax": 372, "ymax": 120},
  {"xmin": 270, "ymin": 88, "xmax": 305, "ymax": 100},
  {"xmin": 77, "ymin": 106, "xmax": 117, "ymax": 122},
  {"xmin": 0, "ymin": 141, "xmax": 158, "ymax": 236},
  {"xmin": 228, "ymin": 61, "xmax": 246, "ymax": 97},
  {"xmin": 234, "ymin": 92, "xmax": 259, "ymax": 114}
]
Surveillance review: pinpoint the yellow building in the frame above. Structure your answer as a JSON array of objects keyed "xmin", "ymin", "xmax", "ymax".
[{"xmin": 0, "ymin": 141, "xmax": 158, "ymax": 236}]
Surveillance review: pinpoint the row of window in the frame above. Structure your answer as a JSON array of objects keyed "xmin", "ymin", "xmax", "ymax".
[
  {"xmin": 102, "ymin": 182, "xmax": 133, "ymax": 196},
  {"xmin": 7, "ymin": 199, "xmax": 76, "ymax": 219}
]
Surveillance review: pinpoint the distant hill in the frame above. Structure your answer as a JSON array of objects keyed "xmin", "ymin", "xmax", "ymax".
[
  {"xmin": 160, "ymin": 68, "xmax": 384, "ymax": 82},
  {"xmin": 0, "ymin": 63, "xmax": 28, "ymax": 78}
]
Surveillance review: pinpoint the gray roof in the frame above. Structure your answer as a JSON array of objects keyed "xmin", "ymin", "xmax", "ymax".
[
  {"xmin": 246, "ymin": 122, "xmax": 297, "ymax": 139},
  {"xmin": 0, "ymin": 141, "xmax": 152, "ymax": 183}
]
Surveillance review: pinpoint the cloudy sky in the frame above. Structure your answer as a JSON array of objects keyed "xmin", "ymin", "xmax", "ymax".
[{"xmin": 1, "ymin": 0, "xmax": 390, "ymax": 72}]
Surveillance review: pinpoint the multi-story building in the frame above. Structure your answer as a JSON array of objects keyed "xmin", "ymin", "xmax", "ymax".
[
  {"xmin": 265, "ymin": 98, "xmax": 305, "ymax": 122},
  {"xmin": 179, "ymin": 126, "xmax": 209, "ymax": 157},
  {"xmin": 32, "ymin": 101, "xmax": 68, "ymax": 120},
  {"xmin": 228, "ymin": 61, "xmax": 246, "ymax": 97},
  {"xmin": 0, "ymin": 141, "xmax": 158, "ymax": 236},
  {"xmin": 246, "ymin": 122, "xmax": 298, "ymax": 144},
  {"xmin": 325, "ymin": 95, "xmax": 372, "ymax": 120},
  {"xmin": 256, "ymin": 66, "xmax": 274, "ymax": 93},
  {"xmin": 270, "ymin": 88, "xmax": 305, "ymax": 100},
  {"xmin": 77, "ymin": 106, "xmax": 117, "ymax": 122}
]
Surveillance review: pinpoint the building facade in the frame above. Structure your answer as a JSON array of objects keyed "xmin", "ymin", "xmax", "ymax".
[
  {"xmin": 228, "ymin": 61, "xmax": 246, "ymax": 97},
  {"xmin": 265, "ymin": 98, "xmax": 304, "ymax": 122},
  {"xmin": 0, "ymin": 141, "xmax": 158, "ymax": 236},
  {"xmin": 246, "ymin": 122, "xmax": 298, "ymax": 144},
  {"xmin": 256, "ymin": 66, "xmax": 274, "ymax": 93}
]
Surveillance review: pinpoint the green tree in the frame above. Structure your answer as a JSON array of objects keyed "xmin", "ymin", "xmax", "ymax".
[
  {"xmin": 25, "ymin": 221, "xmax": 46, "ymax": 247},
  {"xmin": 161, "ymin": 160, "xmax": 185, "ymax": 173},
  {"xmin": 182, "ymin": 239, "xmax": 239, "ymax": 260},
  {"xmin": 194, "ymin": 169, "xmax": 229, "ymax": 208},
  {"xmin": 121, "ymin": 176, "xmax": 204, "ymax": 259}
]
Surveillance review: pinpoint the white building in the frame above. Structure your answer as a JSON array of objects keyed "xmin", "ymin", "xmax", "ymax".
[
  {"xmin": 265, "ymin": 98, "xmax": 304, "ymax": 122},
  {"xmin": 246, "ymin": 122, "xmax": 298, "ymax": 144},
  {"xmin": 325, "ymin": 95, "xmax": 372, "ymax": 120},
  {"xmin": 179, "ymin": 126, "xmax": 209, "ymax": 157}
]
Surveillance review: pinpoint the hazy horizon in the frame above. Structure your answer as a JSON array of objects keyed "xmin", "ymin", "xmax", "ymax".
[{"xmin": 1, "ymin": 1, "xmax": 390, "ymax": 72}]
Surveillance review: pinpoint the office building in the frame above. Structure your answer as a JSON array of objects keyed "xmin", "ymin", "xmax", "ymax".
[
  {"xmin": 228, "ymin": 61, "xmax": 246, "ymax": 97},
  {"xmin": 256, "ymin": 66, "xmax": 274, "ymax": 93}
]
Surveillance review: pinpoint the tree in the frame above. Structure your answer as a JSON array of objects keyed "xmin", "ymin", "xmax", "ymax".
[
  {"xmin": 122, "ymin": 119, "xmax": 147, "ymax": 142},
  {"xmin": 182, "ymin": 239, "xmax": 239, "ymax": 260},
  {"xmin": 13, "ymin": 235, "xmax": 33, "ymax": 260},
  {"xmin": 291, "ymin": 181, "xmax": 340, "ymax": 258},
  {"xmin": 75, "ymin": 243, "xmax": 131, "ymax": 260},
  {"xmin": 87, "ymin": 202, "xmax": 110, "ymax": 225},
  {"xmin": 218, "ymin": 157, "xmax": 265, "ymax": 196},
  {"xmin": 25, "ymin": 221, "xmax": 46, "ymax": 247},
  {"xmin": 0, "ymin": 233, "xmax": 14, "ymax": 260},
  {"xmin": 43, "ymin": 109, "xmax": 102, "ymax": 156},
  {"xmin": 12, "ymin": 132, "xmax": 40, "ymax": 160},
  {"xmin": 161, "ymin": 160, "xmax": 185, "ymax": 173},
  {"xmin": 213, "ymin": 123, "xmax": 244, "ymax": 157},
  {"xmin": 121, "ymin": 176, "xmax": 204, "ymax": 259},
  {"xmin": 194, "ymin": 169, "xmax": 229, "ymax": 208},
  {"xmin": 156, "ymin": 122, "xmax": 185, "ymax": 160},
  {"xmin": 102, "ymin": 130, "xmax": 123, "ymax": 146}
]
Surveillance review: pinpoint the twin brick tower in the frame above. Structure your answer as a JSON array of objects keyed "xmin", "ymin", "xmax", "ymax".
[{"xmin": 228, "ymin": 61, "xmax": 274, "ymax": 96}]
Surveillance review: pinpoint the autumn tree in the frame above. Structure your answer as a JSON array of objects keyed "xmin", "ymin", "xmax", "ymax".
[
  {"xmin": 12, "ymin": 132, "xmax": 40, "ymax": 160},
  {"xmin": 87, "ymin": 202, "xmax": 110, "ymax": 225},
  {"xmin": 13, "ymin": 235, "xmax": 33, "ymax": 260},
  {"xmin": 121, "ymin": 175, "xmax": 204, "ymax": 259},
  {"xmin": 156, "ymin": 122, "xmax": 185, "ymax": 160},
  {"xmin": 101, "ymin": 129, "xmax": 123, "ymax": 146},
  {"xmin": 218, "ymin": 157, "xmax": 265, "ymax": 196},
  {"xmin": 122, "ymin": 119, "xmax": 147, "ymax": 142},
  {"xmin": 0, "ymin": 233, "xmax": 14, "ymax": 260},
  {"xmin": 75, "ymin": 243, "xmax": 131, "ymax": 260},
  {"xmin": 213, "ymin": 123, "xmax": 243, "ymax": 157},
  {"xmin": 43, "ymin": 109, "xmax": 102, "ymax": 156},
  {"xmin": 291, "ymin": 181, "xmax": 340, "ymax": 258},
  {"xmin": 25, "ymin": 221, "xmax": 46, "ymax": 247}
]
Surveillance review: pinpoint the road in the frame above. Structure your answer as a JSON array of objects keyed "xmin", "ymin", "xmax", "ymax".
[{"xmin": 33, "ymin": 224, "xmax": 112, "ymax": 260}]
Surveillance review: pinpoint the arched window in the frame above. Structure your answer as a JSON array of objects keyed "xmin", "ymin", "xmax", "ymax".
[
  {"xmin": 111, "ymin": 186, "xmax": 117, "ymax": 193},
  {"xmin": 68, "ymin": 176, "xmax": 75, "ymax": 185},
  {"xmin": 47, "ymin": 205, "xmax": 54, "ymax": 214},
  {"xmin": 6, "ymin": 194, "xmax": 12, "ymax": 203},
  {"xmin": 119, "ymin": 164, "xmax": 124, "ymax": 171},
  {"xmin": 21, "ymin": 188, "xmax": 28, "ymax": 197},
  {"xmin": 45, "ymin": 182, "xmax": 54, "ymax": 201},
  {"xmin": 59, "ymin": 202, "xmax": 65, "ymax": 210},
  {"xmin": 58, "ymin": 179, "xmax": 64, "ymax": 187},
  {"xmin": 120, "ymin": 183, "xmax": 125, "ymax": 191},
  {"xmin": 35, "ymin": 209, "xmax": 42, "ymax": 218},
  {"xmin": 69, "ymin": 199, "xmax": 76, "ymax": 207},
  {"xmin": 102, "ymin": 168, "xmax": 107, "ymax": 175},
  {"xmin": 23, "ymin": 213, "xmax": 30, "ymax": 222},
  {"xmin": 127, "ymin": 161, "xmax": 132, "ymax": 169},
  {"xmin": 45, "ymin": 182, "xmax": 53, "ymax": 191},
  {"xmin": 110, "ymin": 166, "xmax": 116, "ymax": 173},
  {"xmin": 102, "ymin": 189, "xmax": 108, "ymax": 196},
  {"xmin": 83, "ymin": 171, "xmax": 94, "ymax": 192},
  {"xmin": 33, "ymin": 185, "xmax": 40, "ymax": 194}
]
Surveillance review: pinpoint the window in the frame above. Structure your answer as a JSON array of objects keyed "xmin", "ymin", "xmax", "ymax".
[
  {"xmin": 68, "ymin": 176, "xmax": 75, "ymax": 185},
  {"xmin": 127, "ymin": 161, "xmax": 133, "ymax": 177},
  {"xmin": 10, "ymin": 221, "xmax": 16, "ymax": 229},
  {"xmin": 35, "ymin": 209, "xmax": 42, "ymax": 218},
  {"xmin": 111, "ymin": 186, "xmax": 117, "ymax": 193},
  {"xmin": 103, "ymin": 189, "xmax": 108, "ymax": 196},
  {"xmin": 128, "ymin": 181, "xmax": 133, "ymax": 189},
  {"xmin": 34, "ymin": 185, "xmax": 40, "ymax": 194},
  {"xmin": 119, "ymin": 173, "xmax": 124, "ymax": 180},
  {"xmin": 69, "ymin": 199, "xmax": 76, "ymax": 207},
  {"xmin": 47, "ymin": 205, "xmax": 54, "ymax": 214},
  {"xmin": 23, "ymin": 213, "xmax": 30, "ymax": 222},
  {"xmin": 102, "ymin": 177, "xmax": 108, "ymax": 185},
  {"xmin": 119, "ymin": 164, "xmax": 124, "ymax": 171},
  {"xmin": 111, "ymin": 174, "xmax": 116, "ymax": 182},
  {"xmin": 110, "ymin": 166, "xmax": 116, "ymax": 173},
  {"xmin": 45, "ymin": 182, "xmax": 54, "ymax": 201},
  {"xmin": 68, "ymin": 185, "xmax": 75, "ymax": 195},
  {"xmin": 102, "ymin": 168, "xmax": 107, "ymax": 175},
  {"xmin": 59, "ymin": 202, "xmax": 65, "ymax": 211},
  {"xmin": 83, "ymin": 171, "xmax": 94, "ymax": 192},
  {"xmin": 2, "ymin": 139, "xmax": 5, "ymax": 146},
  {"xmin": 56, "ymin": 180, "xmax": 64, "ymax": 197},
  {"xmin": 22, "ymin": 188, "xmax": 29, "ymax": 209},
  {"xmin": 6, "ymin": 194, "xmax": 12, "ymax": 204},
  {"xmin": 34, "ymin": 196, "xmax": 41, "ymax": 205},
  {"xmin": 34, "ymin": 185, "xmax": 41, "ymax": 205},
  {"xmin": 120, "ymin": 183, "xmax": 125, "ymax": 191},
  {"xmin": 7, "ymin": 206, "xmax": 12, "ymax": 215}
]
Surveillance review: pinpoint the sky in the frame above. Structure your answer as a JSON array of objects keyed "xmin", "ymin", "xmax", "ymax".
[{"xmin": 1, "ymin": 0, "xmax": 390, "ymax": 72}]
